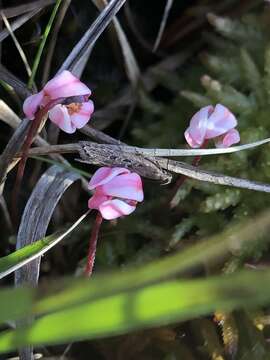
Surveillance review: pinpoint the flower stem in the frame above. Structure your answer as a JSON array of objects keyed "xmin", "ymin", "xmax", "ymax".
[
  {"xmin": 84, "ymin": 213, "xmax": 103, "ymax": 277},
  {"xmin": 12, "ymin": 111, "xmax": 44, "ymax": 222},
  {"xmin": 12, "ymin": 99, "xmax": 63, "ymax": 223},
  {"xmin": 170, "ymin": 140, "xmax": 209, "ymax": 208}
]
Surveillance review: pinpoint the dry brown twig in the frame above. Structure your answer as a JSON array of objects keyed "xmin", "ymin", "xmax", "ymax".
[{"xmin": 23, "ymin": 136, "xmax": 270, "ymax": 194}]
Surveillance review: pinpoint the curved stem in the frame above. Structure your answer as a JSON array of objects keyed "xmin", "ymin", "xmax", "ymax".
[
  {"xmin": 84, "ymin": 212, "xmax": 103, "ymax": 277},
  {"xmin": 12, "ymin": 99, "xmax": 63, "ymax": 222},
  {"xmin": 12, "ymin": 114, "xmax": 43, "ymax": 222}
]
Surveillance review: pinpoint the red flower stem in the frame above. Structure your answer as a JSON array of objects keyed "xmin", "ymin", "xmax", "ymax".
[
  {"xmin": 170, "ymin": 140, "xmax": 209, "ymax": 205},
  {"xmin": 12, "ymin": 99, "xmax": 63, "ymax": 222},
  {"xmin": 84, "ymin": 212, "xmax": 103, "ymax": 277}
]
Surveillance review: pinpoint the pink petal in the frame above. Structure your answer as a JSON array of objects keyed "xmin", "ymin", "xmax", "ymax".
[
  {"xmin": 184, "ymin": 105, "xmax": 213, "ymax": 148},
  {"xmin": 206, "ymin": 104, "xmax": 237, "ymax": 138},
  {"xmin": 99, "ymin": 199, "xmax": 136, "ymax": 220},
  {"xmin": 184, "ymin": 128, "xmax": 201, "ymax": 148},
  {"xmin": 215, "ymin": 128, "xmax": 240, "ymax": 148},
  {"xmin": 88, "ymin": 167, "xmax": 130, "ymax": 190},
  {"xmin": 44, "ymin": 70, "xmax": 91, "ymax": 99},
  {"xmin": 88, "ymin": 192, "xmax": 110, "ymax": 210},
  {"xmin": 70, "ymin": 100, "xmax": 94, "ymax": 129},
  {"xmin": 48, "ymin": 104, "xmax": 76, "ymax": 134},
  {"xmin": 100, "ymin": 173, "xmax": 144, "ymax": 202},
  {"xmin": 23, "ymin": 90, "xmax": 44, "ymax": 120}
]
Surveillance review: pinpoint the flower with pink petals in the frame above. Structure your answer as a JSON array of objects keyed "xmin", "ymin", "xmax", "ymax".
[
  {"xmin": 23, "ymin": 70, "xmax": 94, "ymax": 133},
  {"xmin": 88, "ymin": 167, "xmax": 144, "ymax": 220},
  {"xmin": 184, "ymin": 104, "xmax": 240, "ymax": 148}
]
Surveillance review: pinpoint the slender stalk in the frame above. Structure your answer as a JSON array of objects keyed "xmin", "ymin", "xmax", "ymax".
[
  {"xmin": 170, "ymin": 140, "xmax": 208, "ymax": 208},
  {"xmin": 12, "ymin": 98, "xmax": 63, "ymax": 221},
  {"xmin": 12, "ymin": 113, "xmax": 44, "ymax": 222},
  {"xmin": 84, "ymin": 213, "xmax": 103, "ymax": 277}
]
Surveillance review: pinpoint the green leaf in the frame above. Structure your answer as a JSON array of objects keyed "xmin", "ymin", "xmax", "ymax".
[
  {"xmin": 0, "ymin": 209, "xmax": 267, "ymax": 317},
  {"xmin": 0, "ymin": 211, "xmax": 269, "ymax": 351},
  {"xmin": 0, "ymin": 211, "xmax": 89, "ymax": 280},
  {"xmin": 0, "ymin": 287, "xmax": 34, "ymax": 324},
  {"xmin": 1, "ymin": 270, "xmax": 270, "ymax": 352},
  {"xmin": 33, "ymin": 209, "xmax": 270, "ymax": 316}
]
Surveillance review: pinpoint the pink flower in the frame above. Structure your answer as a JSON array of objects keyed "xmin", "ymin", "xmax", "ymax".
[
  {"xmin": 88, "ymin": 167, "xmax": 144, "ymax": 220},
  {"xmin": 23, "ymin": 70, "xmax": 94, "ymax": 133},
  {"xmin": 184, "ymin": 104, "xmax": 240, "ymax": 148}
]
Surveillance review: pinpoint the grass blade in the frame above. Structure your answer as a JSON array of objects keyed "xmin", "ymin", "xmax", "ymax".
[
  {"xmin": 0, "ymin": 0, "xmax": 55, "ymax": 18},
  {"xmin": 0, "ymin": 9, "xmax": 42, "ymax": 43},
  {"xmin": 1, "ymin": 12, "xmax": 33, "ymax": 79},
  {"xmin": 0, "ymin": 211, "xmax": 89, "ymax": 280},
  {"xmin": 58, "ymin": 0, "xmax": 127, "ymax": 76},
  {"xmin": 15, "ymin": 165, "xmax": 80, "ymax": 287},
  {"xmin": 93, "ymin": 0, "xmax": 141, "ymax": 88},
  {"xmin": 28, "ymin": 0, "xmax": 62, "ymax": 89},
  {"xmin": 14, "ymin": 165, "xmax": 80, "ymax": 360},
  {"xmin": 0, "ymin": 210, "xmax": 267, "ymax": 338},
  {"xmin": 1, "ymin": 270, "xmax": 270, "ymax": 352},
  {"xmin": 153, "ymin": 0, "xmax": 174, "ymax": 51}
]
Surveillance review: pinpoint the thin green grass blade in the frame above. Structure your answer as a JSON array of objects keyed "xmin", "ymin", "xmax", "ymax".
[
  {"xmin": 28, "ymin": 0, "xmax": 62, "ymax": 89},
  {"xmin": 0, "ymin": 211, "xmax": 89, "ymax": 279}
]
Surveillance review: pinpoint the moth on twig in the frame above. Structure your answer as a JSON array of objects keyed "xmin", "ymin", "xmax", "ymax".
[
  {"xmin": 78, "ymin": 141, "xmax": 171, "ymax": 182},
  {"xmin": 25, "ymin": 139, "xmax": 270, "ymax": 193}
]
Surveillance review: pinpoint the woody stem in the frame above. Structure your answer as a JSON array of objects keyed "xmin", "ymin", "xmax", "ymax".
[{"xmin": 84, "ymin": 212, "xmax": 103, "ymax": 277}]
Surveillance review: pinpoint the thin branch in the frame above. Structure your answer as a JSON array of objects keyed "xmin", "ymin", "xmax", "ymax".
[
  {"xmin": 99, "ymin": 138, "xmax": 270, "ymax": 157},
  {"xmin": 162, "ymin": 159, "xmax": 270, "ymax": 193},
  {"xmin": 26, "ymin": 137, "xmax": 270, "ymax": 157},
  {"xmin": 27, "ymin": 143, "xmax": 79, "ymax": 156},
  {"xmin": 25, "ymin": 141, "xmax": 270, "ymax": 193}
]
